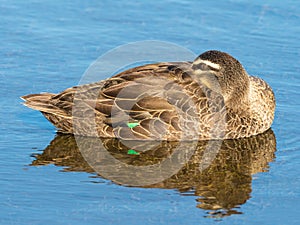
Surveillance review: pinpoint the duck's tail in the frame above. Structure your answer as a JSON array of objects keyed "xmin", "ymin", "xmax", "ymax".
[
  {"xmin": 21, "ymin": 93, "xmax": 73, "ymax": 133},
  {"xmin": 21, "ymin": 93, "xmax": 56, "ymax": 112}
]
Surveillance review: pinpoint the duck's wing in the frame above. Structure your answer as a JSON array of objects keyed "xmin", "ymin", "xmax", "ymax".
[
  {"xmin": 23, "ymin": 62, "xmax": 206, "ymax": 139},
  {"xmin": 80, "ymin": 62, "xmax": 205, "ymax": 140}
]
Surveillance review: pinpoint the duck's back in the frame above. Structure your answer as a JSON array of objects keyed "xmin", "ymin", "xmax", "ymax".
[{"xmin": 23, "ymin": 62, "xmax": 204, "ymax": 140}]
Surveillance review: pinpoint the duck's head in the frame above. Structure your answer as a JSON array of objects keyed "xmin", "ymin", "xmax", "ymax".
[{"xmin": 191, "ymin": 50, "xmax": 250, "ymax": 106}]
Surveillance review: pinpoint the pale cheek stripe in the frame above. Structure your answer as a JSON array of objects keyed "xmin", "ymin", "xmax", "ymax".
[{"xmin": 193, "ymin": 59, "xmax": 221, "ymax": 70}]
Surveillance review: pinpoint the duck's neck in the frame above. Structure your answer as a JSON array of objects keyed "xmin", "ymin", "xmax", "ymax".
[{"xmin": 225, "ymin": 78, "xmax": 251, "ymax": 116}]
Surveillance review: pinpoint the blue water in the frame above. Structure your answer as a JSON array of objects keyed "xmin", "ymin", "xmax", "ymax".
[{"xmin": 1, "ymin": 0, "xmax": 300, "ymax": 224}]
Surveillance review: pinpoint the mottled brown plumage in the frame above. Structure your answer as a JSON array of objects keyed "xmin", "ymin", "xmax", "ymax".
[{"xmin": 22, "ymin": 50, "xmax": 275, "ymax": 140}]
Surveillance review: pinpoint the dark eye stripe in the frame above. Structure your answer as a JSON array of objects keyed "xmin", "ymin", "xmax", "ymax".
[
  {"xmin": 207, "ymin": 65, "xmax": 220, "ymax": 72},
  {"xmin": 193, "ymin": 63, "xmax": 220, "ymax": 72}
]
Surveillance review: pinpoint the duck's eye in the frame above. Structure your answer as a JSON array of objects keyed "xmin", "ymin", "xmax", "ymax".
[
  {"xmin": 192, "ymin": 63, "xmax": 219, "ymax": 71},
  {"xmin": 198, "ymin": 63, "xmax": 210, "ymax": 70}
]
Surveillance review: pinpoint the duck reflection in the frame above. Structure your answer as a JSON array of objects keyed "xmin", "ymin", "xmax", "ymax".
[{"xmin": 31, "ymin": 129, "xmax": 276, "ymax": 217}]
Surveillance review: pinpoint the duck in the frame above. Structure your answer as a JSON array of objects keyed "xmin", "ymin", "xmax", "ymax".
[{"xmin": 22, "ymin": 50, "xmax": 275, "ymax": 140}]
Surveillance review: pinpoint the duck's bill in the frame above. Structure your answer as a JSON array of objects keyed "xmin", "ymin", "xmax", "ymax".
[{"xmin": 195, "ymin": 71, "xmax": 222, "ymax": 94}]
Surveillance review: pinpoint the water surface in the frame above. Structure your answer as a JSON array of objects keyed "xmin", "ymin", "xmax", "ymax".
[{"xmin": 1, "ymin": 0, "xmax": 300, "ymax": 224}]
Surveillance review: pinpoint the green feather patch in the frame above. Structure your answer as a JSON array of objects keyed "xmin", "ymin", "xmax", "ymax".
[
  {"xmin": 127, "ymin": 122, "xmax": 139, "ymax": 129},
  {"xmin": 127, "ymin": 149, "xmax": 140, "ymax": 155}
]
